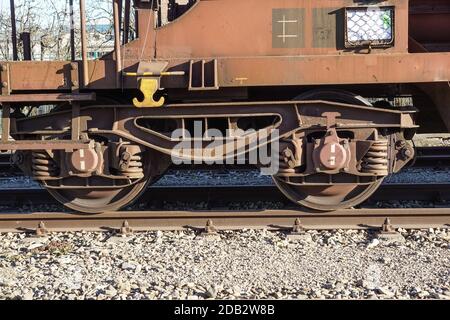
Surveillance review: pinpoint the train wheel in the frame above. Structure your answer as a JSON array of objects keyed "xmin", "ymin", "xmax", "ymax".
[
  {"xmin": 273, "ymin": 178, "xmax": 383, "ymax": 211},
  {"xmin": 44, "ymin": 150, "xmax": 153, "ymax": 214},
  {"xmin": 273, "ymin": 90, "xmax": 384, "ymax": 211},
  {"xmin": 40, "ymin": 98, "xmax": 160, "ymax": 214},
  {"xmin": 46, "ymin": 178, "xmax": 151, "ymax": 214}
]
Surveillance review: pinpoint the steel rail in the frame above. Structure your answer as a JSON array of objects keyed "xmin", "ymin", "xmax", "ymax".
[
  {"xmin": 0, "ymin": 208, "xmax": 449, "ymax": 233},
  {"xmin": 0, "ymin": 183, "xmax": 449, "ymax": 233}
]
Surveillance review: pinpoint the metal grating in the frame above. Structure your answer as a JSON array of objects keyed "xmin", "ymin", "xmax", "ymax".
[{"xmin": 345, "ymin": 7, "xmax": 395, "ymax": 48}]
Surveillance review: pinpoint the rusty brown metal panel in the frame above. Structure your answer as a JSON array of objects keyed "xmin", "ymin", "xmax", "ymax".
[
  {"xmin": 0, "ymin": 140, "xmax": 90, "ymax": 151},
  {"xmin": 7, "ymin": 52, "xmax": 450, "ymax": 91},
  {"xmin": 135, "ymin": 10, "xmax": 156, "ymax": 58},
  {"xmin": 213, "ymin": 52, "xmax": 450, "ymax": 87},
  {"xmin": 86, "ymin": 60, "xmax": 119, "ymax": 89},
  {"xmin": 3, "ymin": 0, "xmax": 449, "ymax": 93},
  {"xmin": 0, "ymin": 93, "xmax": 95, "ymax": 103},
  {"xmin": 9, "ymin": 62, "xmax": 73, "ymax": 91},
  {"xmin": 153, "ymin": 0, "xmax": 408, "ymax": 58},
  {"xmin": 312, "ymin": 7, "xmax": 338, "ymax": 48},
  {"xmin": 409, "ymin": 0, "xmax": 450, "ymax": 51},
  {"xmin": 7, "ymin": 60, "xmax": 118, "ymax": 91}
]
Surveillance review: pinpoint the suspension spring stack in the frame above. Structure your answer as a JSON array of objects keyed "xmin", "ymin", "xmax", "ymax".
[
  {"xmin": 361, "ymin": 140, "xmax": 389, "ymax": 176},
  {"xmin": 118, "ymin": 146, "xmax": 145, "ymax": 179},
  {"xmin": 31, "ymin": 151, "xmax": 58, "ymax": 179}
]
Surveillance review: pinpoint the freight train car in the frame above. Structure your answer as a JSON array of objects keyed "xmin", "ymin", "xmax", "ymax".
[{"xmin": 0, "ymin": 0, "xmax": 449, "ymax": 213}]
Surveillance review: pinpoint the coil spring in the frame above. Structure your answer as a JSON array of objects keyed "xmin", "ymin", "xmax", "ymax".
[
  {"xmin": 118, "ymin": 153, "xmax": 144, "ymax": 179},
  {"xmin": 32, "ymin": 151, "xmax": 57, "ymax": 178},
  {"xmin": 361, "ymin": 140, "xmax": 389, "ymax": 176}
]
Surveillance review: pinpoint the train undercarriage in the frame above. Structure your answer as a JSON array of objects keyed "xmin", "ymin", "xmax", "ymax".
[
  {"xmin": 1, "ymin": 0, "xmax": 449, "ymax": 213},
  {"xmin": 1, "ymin": 89, "xmax": 417, "ymax": 213}
]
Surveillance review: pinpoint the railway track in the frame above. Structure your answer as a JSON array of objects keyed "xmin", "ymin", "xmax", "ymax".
[
  {"xmin": 413, "ymin": 146, "xmax": 450, "ymax": 167},
  {"xmin": 0, "ymin": 183, "xmax": 449, "ymax": 233},
  {"xmin": 1, "ymin": 140, "xmax": 449, "ymax": 233},
  {"xmin": 0, "ymin": 208, "xmax": 449, "ymax": 233}
]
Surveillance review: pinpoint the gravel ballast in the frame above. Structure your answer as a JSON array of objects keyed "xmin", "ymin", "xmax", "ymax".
[{"xmin": 0, "ymin": 229, "xmax": 448, "ymax": 300}]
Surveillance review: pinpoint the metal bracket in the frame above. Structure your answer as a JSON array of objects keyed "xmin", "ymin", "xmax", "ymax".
[
  {"xmin": 133, "ymin": 78, "xmax": 164, "ymax": 108},
  {"xmin": 323, "ymin": 112, "xmax": 341, "ymax": 129},
  {"xmin": 36, "ymin": 221, "xmax": 49, "ymax": 237},
  {"xmin": 189, "ymin": 59, "xmax": 219, "ymax": 91},
  {"xmin": 124, "ymin": 61, "xmax": 185, "ymax": 108},
  {"xmin": 70, "ymin": 62, "xmax": 80, "ymax": 92},
  {"xmin": 1, "ymin": 103, "xmax": 11, "ymax": 143},
  {"xmin": 0, "ymin": 63, "xmax": 10, "ymax": 96}
]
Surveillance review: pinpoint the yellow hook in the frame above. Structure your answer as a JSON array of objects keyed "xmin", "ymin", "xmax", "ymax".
[{"xmin": 133, "ymin": 78, "xmax": 165, "ymax": 108}]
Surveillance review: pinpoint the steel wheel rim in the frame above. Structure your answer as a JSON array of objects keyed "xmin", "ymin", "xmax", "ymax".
[
  {"xmin": 274, "ymin": 89, "xmax": 383, "ymax": 211},
  {"xmin": 273, "ymin": 177, "xmax": 384, "ymax": 211},
  {"xmin": 46, "ymin": 179, "xmax": 150, "ymax": 214}
]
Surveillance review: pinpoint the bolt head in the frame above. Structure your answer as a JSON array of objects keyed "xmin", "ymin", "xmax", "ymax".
[
  {"xmin": 121, "ymin": 152, "xmax": 131, "ymax": 161},
  {"xmin": 402, "ymin": 148, "xmax": 413, "ymax": 158},
  {"xmin": 1, "ymin": 81, "xmax": 7, "ymax": 88}
]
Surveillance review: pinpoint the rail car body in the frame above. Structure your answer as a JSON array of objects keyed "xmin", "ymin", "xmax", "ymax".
[{"xmin": 0, "ymin": 0, "xmax": 449, "ymax": 213}]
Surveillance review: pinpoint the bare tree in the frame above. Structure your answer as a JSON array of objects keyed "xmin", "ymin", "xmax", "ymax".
[{"xmin": 0, "ymin": 0, "xmax": 136, "ymax": 61}]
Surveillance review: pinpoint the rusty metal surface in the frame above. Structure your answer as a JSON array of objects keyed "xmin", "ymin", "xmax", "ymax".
[
  {"xmin": 409, "ymin": 0, "xmax": 450, "ymax": 50},
  {"xmin": 12, "ymin": 100, "xmax": 416, "ymax": 156},
  {"xmin": 0, "ymin": 3, "xmax": 445, "ymax": 93},
  {"xmin": 113, "ymin": 0, "xmax": 123, "ymax": 88},
  {"xmin": 6, "ymin": 96, "xmax": 415, "ymax": 213},
  {"xmin": 5, "ymin": 52, "xmax": 450, "ymax": 91},
  {"xmin": 2, "ymin": 0, "xmax": 448, "ymax": 92},
  {"xmin": 0, "ymin": 208, "xmax": 448, "ymax": 233},
  {"xmin": 5, "ymin": 61, "xmax": 74, "ymax": 91},
  {"xmin": 0, "ymin": 0, "xmax": 448, "ymax": 215},
  {"xmin": 79, "ymin": 0, "xmax": 89, "ymax": 87},
  {"xmin": 211, "ymin": 53, "xmax": 450, "ymax": 88},
  {"xmin": 0, "ymin": 93, "xmax": 95, "ymax": 103},
  {"xmin": 153, "ymin": 0, "xmax": 408, "ymax": 58},
  {"xmin": 0, "ymin": 140, "xmax": 90, "ymax": 151}
]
